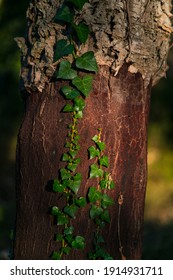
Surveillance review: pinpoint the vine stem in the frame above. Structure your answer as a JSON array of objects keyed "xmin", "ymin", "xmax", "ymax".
[{"xmin": 117, "ymin": 192, "xmax": 126, "ymax": 260}]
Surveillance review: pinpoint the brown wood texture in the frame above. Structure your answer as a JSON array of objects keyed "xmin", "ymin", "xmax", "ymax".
[{"xmin": 14, "ymin": 64, "xmax": 151, "ymax": 259}]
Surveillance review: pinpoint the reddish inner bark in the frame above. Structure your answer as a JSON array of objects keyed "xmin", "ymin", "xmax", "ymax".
[{"xmin": 14, "ymin": 64, "xmax": 151, "ymax": 259}]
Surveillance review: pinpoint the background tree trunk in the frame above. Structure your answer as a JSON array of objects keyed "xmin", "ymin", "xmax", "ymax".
[{"xmin": 13, "ymin": 0, "xmax": 172, "ymax": 259}]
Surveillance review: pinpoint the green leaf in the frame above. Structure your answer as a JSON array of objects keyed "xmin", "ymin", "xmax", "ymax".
[
  {"xmin": 110, "ymin": 181, "xmax": 115, "ymax": 189},
  {"xmin": 65, "ymin": 234, "xmax": 74, "ymax": 244},
  {"xmin": 64, "ymin": 226, "xmax": 74, "ymax": 235},
  {"xmin": 74, "ymin": 97, "xmax": 85, "ymax": 111},
  {"xmin": 63, "ymin": 103, "xmax": 74, "ymax": 112},
  {"xmin": 99, "ymin": 155, "xmax": 109, "ymax": 167},
  {"xmin": 61, "ymin": 86, "xmax": 80, "ymax": 99},
  {"xmin": 55, "ymin": 234, "xmax": 63, "ymax": 241},
  {"xmin": 69, "ymin": 150, "xmax": 78, "ymax": 158},
  {"xmin": 100, "ymin": 179, "xmax": 107, "ymax": 190},
  {"xmin": 72, "ymin": 75, "xmax": 93, "ymax": 97},
  {"xmin": 62, "ymin": 153, "xmax": 70, "ymax": 162},
  {"xmin": 57, "ymin": 212, "xmax": 69, "ymax": 225},
  {"xmin": 92, "ymin": 135, "xmax": 99, "ymax": 143},
  {"xmin": 52, "ymin": 206, "xmax": 60, "ymax": 216},
  {"xmin": 62, "ymin": 246, "xmax": 71, "ymax": 255},
  {"xmin": 57, "ymin": 60, "xmax": 77, "ymax": 80},
  {"xmin": 90, "ymin": 205, "xmax": 103, "ymax": 219},
  {"xmin": 88, "ymin": 187, "xmax": 102, "ymax": 203},
  {"xmin": 52, "ymin": 251, "xmax": 61, "ymax": 260},
  {"xmin": 101, "ymin": 194, "xmax": 114, "ymax": 208},
  {"xmin": 97, "ymin": 141, "xmax": 106, "ymax": 151},
  {"xmin": 64, "ymin": 204, "xmax": 79, "ymax": 218},
  {"xmin": 75, "ymin": 111, "xmax": 83, "ymax": 118},
  {"xmin": 76, "ymin": 51, "xmax": 98, "ymax": 72},
  {"xmin": 73, "ymin": 158, "xmax": 81, "ymax": 164},
  {"xmin": 73, "ymin": 22, "xmax": 90, "ymax": 43},
  {"xmin": 67, "ymin": 163, "xmax": 78, "ymax": 172},
  {"xmin": 69, "ymin": 0, "xmax": 88, "ymax": 10},
  {"xmin": 53, "ymin": 179, "xmax": 65, "ymax": 193},
  {"xmin": 68, "ymin": 173, "xmax": 82, "ymax": 194},
  {"xmin": 65, "ymin": 142, "xmax": 71, "ymax": 148},
  {"xmin": 54, "ymin": 5, "xmax": 74, "ymax": 23},
  {"xmin": 54, "ymin": 39, "xmax": 74, "ymax": 61},
  {"xmin": 75, "ymin": 197, "xmax": 87, "ymax": 207},
  {"xmin": 100, "ymin": 209, "xmax": 110, "ymax": 223},
  {"xmin": 71, "ymin": 236, "xmax": 85, "ymax": 249},
  {"xmin": 88, "ymin": 146, "xmax": 100, "ymax": 159},
  {"xmin": 60, "ymin": 168, "xmax": 71, "ymax": 180},
  {"xmin": 89, "ymin": 164, "xmax": 103, "ymax": 178}
]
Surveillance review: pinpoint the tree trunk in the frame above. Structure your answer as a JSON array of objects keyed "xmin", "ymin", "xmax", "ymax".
[{"xmin": 13, "ymin": 0, "xmax": 172, "ymax": 259}]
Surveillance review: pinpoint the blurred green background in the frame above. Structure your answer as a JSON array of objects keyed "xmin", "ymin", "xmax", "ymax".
[{"xmin": 0, "ymin": 0, "xmax": 173, "ymax": 259}]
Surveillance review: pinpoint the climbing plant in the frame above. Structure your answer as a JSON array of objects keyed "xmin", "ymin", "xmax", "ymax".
[{"xmin": 51, "ymin": 0, "xmax": 115, "ymax": 260}]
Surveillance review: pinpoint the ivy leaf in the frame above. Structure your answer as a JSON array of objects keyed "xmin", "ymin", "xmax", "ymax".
[
  {"xmin": 74, "ymin": 98, "xmax": 85, "ymax": 111},
  {"xmin": 54, "ymin": 5, "xmax": 74, "ymax": 23},
  {"xmin": 61, "ymin": 86, "xmax": 80, "ymax": 99},
  {"xmin": 100, "ymin": 209, "xmax": 111, "ymax": 223},
  {"xmin": 92, "ymin": 135, "xmax": 99, "ymax": 143},
  {"xmin": 64, "ymin": 226, "xmax": 74, "ymax": 235},
  {"xmin": 71, "ymin": 236, "xmax": 85, "ymax": 249},
  {"xmin": 74, "ymin": 197, "xmax": 87, "ymax": 207},
  {"xmin": 97, "ymin": 141, "xmax": 106, "ymax": 151},
  {"xmin": 62, "ymin": 153, "xmax": 70, "ymax": 162},
  {"xmin": 99, "ymin": 155, "xmax": 109, "ymax": 167},
  {"xmin": 88, "ymin": 187, "xmax": 102, "ymax": 203},
  {"xmin": 76, "ymin": 51, "xmax": 98, "ymax": 72},
  {"xmin": 57, "ymin": 60, "xmax": 77, "ymax": 80},
  {"xmin": 65, "ymin": 234, "xmax": 74, "ymax": 244},
  {"xmin": 72, "ymin": 75, "xmax": 93, "ymax": 97},
  {"xmin": 91, "ymin": 135, "xmax": 106, "ymax": 151},
  {"xmin": 68, "ymin": 173, "xmax": 82, "ymax": 194},
  {"xmin": 53, "ymin": 179, "xmax": 65, "ymax": 193},
  {"xmin": 57, "ymin": 212, "xmax": 69, "ymax": 225},
  {"xmin": 52, "ymin": 206, "xmax": 60, "ymax": 216},
  {"xmin": 62, "ymin": 246, "xmax": 71, "ymax": 255},
  {"xmin": 75, "ymin": 111, "xmax": 83, "ymax": 118},
  {"xmin": 60, "ymin": 168, "xmax": 71, "ymax": 180},
  {"xmin": 67, "ymin": 163, "xmax": 78, "ymax": 172},
  {"xmin": 88, "ymin": 146, "xmax": 100, "ymax": 159},
  {"xmin": 63, "ymin": 104, "xmax": 74, "ymax": 112},
  {"xmin": 101, "ymin": 194, "xmax": 114, "ymax": 208},
  {"xmin": 73, "ymin": 22, "xmax": 90, "ymax": 43},
  {"xmin": 64, "ymin": 204, "xmax": 79, "ymax": 219},
  {"xmin": 56, "ymin": 234, "xmax": 63, "ymax": 241},
  {"xmin": 69, "ymin": 0, "xmax": 88, "ymax": 10},
  {"xmin": 54, "ymin": 39, "xmax": 74, "ymax": 61},
  {"xmin": 69, "ymin": 150, "xmax": 78, "ymax": 158},
  {"xmin": 52, "ymin": 251, "xmax": 61, "ymax": 260},
  {"xmin": 100, "ymin": 179, "xmax": 107, "ymax": 190},
  {"xmin": 89, "ymin": 164, "xmax": 103, "ymax": 178},
  {"xmin": 90, "ymin": 205, "xmax": 103, "ymax": 219},
  {"xmin": 110, "ymin": 181, "xmax": 115, "ymax": 189}
]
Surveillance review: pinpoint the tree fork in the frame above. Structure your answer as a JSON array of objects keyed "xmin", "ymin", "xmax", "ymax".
[{"xmin": 13, "ymin": 0, "xmax": 172, "ymax": 259}]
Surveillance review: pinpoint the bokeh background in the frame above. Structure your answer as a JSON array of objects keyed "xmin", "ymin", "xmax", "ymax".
[{"xmin": 0, "ymin": 0, "xmax": 173, "ymax": 260}]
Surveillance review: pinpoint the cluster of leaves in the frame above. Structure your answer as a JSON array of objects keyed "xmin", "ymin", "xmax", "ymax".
[
  {"xmin": 54, "ymin": 0, "xmax": 89, "ymax": 44},
  {"xmin": 51, "ymin": 0, "xmax": 98, "ymax": 259},
  {"xmin": 87, "ymin": 130, "xmax": 115, "ymax": 260}
]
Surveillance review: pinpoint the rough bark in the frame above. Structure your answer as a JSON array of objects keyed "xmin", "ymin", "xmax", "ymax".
[{"xmin": 13, "ymin": 0, "xmax": 172, "ymax": 259}]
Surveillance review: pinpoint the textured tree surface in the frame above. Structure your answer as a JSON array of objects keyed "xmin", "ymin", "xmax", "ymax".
[{"xmin": 14, "ymin": 0, "xmax": 172, "ymax": 259}]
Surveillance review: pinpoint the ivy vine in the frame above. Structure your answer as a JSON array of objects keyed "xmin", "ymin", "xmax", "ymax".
[
  {"xmin": 87, "ymin": 129, "xmax": 115, "ymax": 260},
  {"xmin": 51, "ymin": 0, "xmax": 116, "ymax": 260}
]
